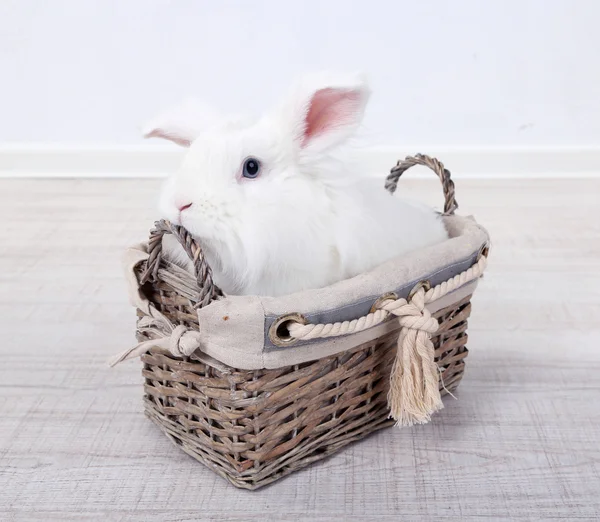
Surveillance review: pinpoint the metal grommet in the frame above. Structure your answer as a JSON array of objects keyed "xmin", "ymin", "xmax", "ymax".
[
  {"xmin": 477, "ymin": 242, "xmax": 491, "ymax": 261},
  {"xmin": 408, "ymin": 280, "xmax": 431, "ymax": 301},
  {"xmin": 370, "ymin": 292, "xmax": 398, "ymax": 313},
  {"xmin": 268, "ymin": 313, "xmax": 307, "ymax": 347}
]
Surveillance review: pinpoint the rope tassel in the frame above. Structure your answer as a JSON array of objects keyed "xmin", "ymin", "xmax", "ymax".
[{"xmin": 384, "ymin": 289, "xmax": 443, "ymax": 426}]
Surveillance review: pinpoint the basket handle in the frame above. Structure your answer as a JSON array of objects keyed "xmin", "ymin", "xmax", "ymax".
[
  {"xmin": 140, "ymin": 219, "xmax": 223, "ymax": 308},
  {"xmin": 385, "ymin": 154, "xmax": 458, "ymax": 215}
]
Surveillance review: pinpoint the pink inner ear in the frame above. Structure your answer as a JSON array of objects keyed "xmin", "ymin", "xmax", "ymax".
[
  {"xmin": 144, "ymin": 129, "xmax": 192, "ymax": 148},
  {"xmin": 302, "ymin": 88, "xmax": 361, "ymax": 147}
]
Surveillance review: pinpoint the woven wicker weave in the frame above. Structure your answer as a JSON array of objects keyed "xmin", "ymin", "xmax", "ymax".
[{"xmin": 135, "ymin": 155, "xmax": 474, "ymax": 489}]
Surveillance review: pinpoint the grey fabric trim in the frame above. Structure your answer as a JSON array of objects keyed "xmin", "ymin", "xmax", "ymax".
[{"xmin": 264, "ymin": 247, "xmax": 482, "ymax": 352}]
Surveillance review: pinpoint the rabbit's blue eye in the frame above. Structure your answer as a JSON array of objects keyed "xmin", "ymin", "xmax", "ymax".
[{"xmin": 243, "ymin": 157, "xmax": 261, "ymax": 179}]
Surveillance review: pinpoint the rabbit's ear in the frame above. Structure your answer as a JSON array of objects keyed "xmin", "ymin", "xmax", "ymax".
[
  {"xmin": 283, "ymin": 73, "xmax": 371, "ymax": 154},
  {"xmin": 142, "ymin": 99, "xmax": 220, "ymax": 147}
]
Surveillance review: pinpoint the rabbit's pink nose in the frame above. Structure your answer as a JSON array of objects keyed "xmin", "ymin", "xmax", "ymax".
[{"xmin": 177, "ymin": 201, "xmax": 193, "ymax": 212}]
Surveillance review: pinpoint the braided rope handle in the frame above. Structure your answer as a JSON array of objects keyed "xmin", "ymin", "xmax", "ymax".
[
  {"xmin": 385, "ymin": 154, "xmax": 458, "ymax": 215},
  {"xmin": 140, "ymin": 219, "xmax": 223, "ymax": 308}
]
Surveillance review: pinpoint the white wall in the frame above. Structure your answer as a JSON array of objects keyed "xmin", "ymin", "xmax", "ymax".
[{"xmin": 1, "ymin": 0, "xmax": 599, "ymax": 148}]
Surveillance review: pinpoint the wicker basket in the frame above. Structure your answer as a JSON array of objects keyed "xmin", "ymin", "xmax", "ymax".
[{"xmin": 120, "ymin": 155, "xmax": 489, "ymax": 490}]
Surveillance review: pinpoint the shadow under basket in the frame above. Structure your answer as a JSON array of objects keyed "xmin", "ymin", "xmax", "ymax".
[
  {"xmin": 118, "ymin": 154, "xmax": 489, "ymax": 490},
  {"xmin": 140, "ymin": 295, "xmax": 471, "ymax": 490}
]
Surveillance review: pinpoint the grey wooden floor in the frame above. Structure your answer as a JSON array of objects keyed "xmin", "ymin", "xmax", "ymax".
[{"xmin": 1, "ymin": 178, "xmax": 599, "ymax": 521}]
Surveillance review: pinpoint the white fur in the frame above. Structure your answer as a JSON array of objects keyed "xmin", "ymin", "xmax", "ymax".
[
  {"xmin": 142, "ymin": 99, "xmax": 223, "ymax": 146},
  {"xmin": 146, "ymin": 73, "xmax": 448, "ymax": 297}
]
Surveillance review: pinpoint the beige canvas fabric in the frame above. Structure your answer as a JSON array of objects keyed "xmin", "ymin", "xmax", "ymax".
[{"xmin": 122, "ymin": 215, "xmax": 489, "ymax": 370}]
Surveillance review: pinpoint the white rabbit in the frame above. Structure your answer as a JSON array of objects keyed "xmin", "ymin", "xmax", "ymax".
[{"xmin": 144, "ymin": 73, "xmax": 448, "ymax": 297}]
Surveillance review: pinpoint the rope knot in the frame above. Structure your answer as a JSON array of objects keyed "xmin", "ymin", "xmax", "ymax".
[
  {"xmin": 168, "ymin": 324, "xmax": 201, "ymax": 357},
  {"xmin": 381, "ymin": 288, "xmax": 439, "ymax": 335},
  {"xmin": 108, "ymin": 310, "xmax": 201, "ymax": 366},
  {"xmin": 396, "ymin": 303, "xmax": 439, "ymax": 334}
]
